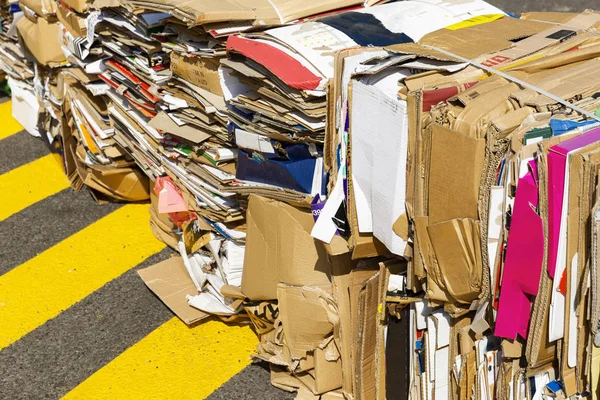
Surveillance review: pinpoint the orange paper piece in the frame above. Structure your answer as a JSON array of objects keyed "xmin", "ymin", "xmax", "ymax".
[{"xmin": 154, "ymin": 176, "xmax": 188, "ymax": 214}]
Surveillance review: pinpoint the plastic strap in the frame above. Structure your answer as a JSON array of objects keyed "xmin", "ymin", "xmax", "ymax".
[
  {"xmin": 266, "ymin": 0, "xmax": 284, "ymax": 24},
  {"xmin": 423, "ymin": 45, "xmax": 600, "ymax": 123}
]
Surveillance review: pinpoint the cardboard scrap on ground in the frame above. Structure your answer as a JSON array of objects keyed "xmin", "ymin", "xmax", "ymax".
[{"xmin": 138, "ymin": 256, "xmax": 209, "ymax": 325}]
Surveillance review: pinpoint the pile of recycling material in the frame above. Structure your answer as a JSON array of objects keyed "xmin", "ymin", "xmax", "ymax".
[{"xmin": 4, "ymin": 0, "xmax": 600, "ymax": 397}]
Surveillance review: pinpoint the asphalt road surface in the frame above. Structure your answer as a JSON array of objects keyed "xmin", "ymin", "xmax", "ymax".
[{"xmin": 0, "ymin": 0, "xmax": 598, "ymax": 399}]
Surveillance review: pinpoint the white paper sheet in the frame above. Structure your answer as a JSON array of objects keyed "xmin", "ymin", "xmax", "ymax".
[
  {"xmin": 549, "ymin": 153, "xmax": 571, "ymax": 342},
  {"xmin": 350, "ymin": 78, "xmax": 409, "ymax": 256}
]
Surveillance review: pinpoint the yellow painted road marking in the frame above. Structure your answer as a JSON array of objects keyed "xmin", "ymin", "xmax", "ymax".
[
  {"xmin": 0, "ymin": 204, "xmax": 165, "ymax": 350},
  {"xmin": 0, "ymin": 154, "xmax": 70, "ymax": 221},
  {"xmin": 63, "ymin": 318, "xmax": 258, "ymax": 400},
  {"xmin": 0, "ymin": 101, "xmax": 24, "ymax": 140}
]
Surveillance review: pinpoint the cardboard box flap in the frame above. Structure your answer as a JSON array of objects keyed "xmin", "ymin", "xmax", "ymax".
[
  {"xmin": 170, "ymin": 53, "xmax": 224, "ymax": 96},
  {"xmin": 138, "ymin": 257, "xmax": 210, "ymax": 325},
  {"xmin": 453, "ymin": 81, "xmax": 520, "ymax": 137},
  {"xmin": 220, "ymin": 284, "xmax": 246, "ymax": 299},
  {"xmin": 56, "ymin": 4, "xmax": 87, "ymax": 38},
  {"xmin": 149, "ymin": 111, "xmax": 212, "ymax": 144},
  {"xmin": 79, "ymin": 163, "xmax": 150, "ymax": 202},
  {"xmin": 17, "ymin": 17, "xmax": 67, "ymax": 66},
  {"xmin": 129, "ymin": 0, "xmax": 362, "ymax": 26},
  {"xmin": 521, "ymin": 12, "xmax": 579, "ymax": 24},
  {"xmin": 241, "ymin": 195, "xmax": 332, "ymax": 300},
  {"xmin": 385, "ymin": 42, "xmax": 463, "ymax": 63},
  {"xmin": 428, "ymin": 125, "xmax": 485, "ymax": 225},
  {"xmin": 426, "ymin": 218, "xmax": 482, "ymax": 304},
  {"xmin": 19, "ymin": 0, "xmax": 57, "ymax": 18},
  {"xmin": 278, "ymin": 284, "xmax": 334, "ymax": 359},
  {"xmin": 419, "ymin": 17, "xmax": 553, "ymax": 60},
  {"xmin": 295, "ymin": 347, "xmax": 343, "ymax": 395}
]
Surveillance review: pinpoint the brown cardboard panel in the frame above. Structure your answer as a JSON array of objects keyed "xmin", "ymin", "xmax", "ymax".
[
  {"xmin": 353, "ymin": 268, "xmax": 382, "ymax": 400},
  {"xmin": 320, "ymin": 390, "xmax": 345, "ymax": 399},
  {"xmin": 521, "ymin": 12, "xmax": 580, "ymax": 24},
  {"xmin": 62, "ymin": 0, "xmax": 89, "ymax": 13},
  {"xmin": 351, "ymin": 233, "xmax": 389, "ymax": 260},
  {"xmin": 414, "ymin": 216, "xmax": 450, "ymax": 303},
  {"xmin": 19, "ymin": 0, "xmax": 57, "ymax": 18},
  {"xmin": 453, "ymin": 81, "xmax": 519, "ymax": 138},
  {"xmin": 392, "ymin": 213, "xmax": 409, "ymax": 241},
  {"xmin": 419, "ymin": 17, "xmax": 552, "ymax": 60},
  {"xmin": 277, "ymin": 284, "xmax": 333, "ymax": 359},
  {"xmin": 79, "ymin": 162, "xmax": 151, "ymax": 202},
  {"xmin": 509, "ymin": 44, "xmax": 600, "ymax": 74},
  {"xmin": 281, "ymin": 344, "xmax": 315, "ymax": 372},
  {"xmin": 574, "ymin": 150, "xmax": 600, "ymax": 391},
  {"xmin": 332, "ymin": 263, "xmax": 377, "ymax": 398},
  {"xmin": 56, "ymin": 5, "xmax": 87, "ymax": 38},
  {"xmin": 270, "ymin": 364, "xmax": 303, "ymax": 392},
  {"xmin": 129, "ymin": 0, "xmax": 363, "ymax": 26},
  {"xmin": 427, "ymin": 218, "xmax": 482, "ymax": 304},
  {"xmin": 428, "ymin": 125, "xmax": 485, "ymax": 225},
  {"xmin": 149, "ymin": 111, "xmax": 213, "ymax": 144},
  {"xmin": 296, "ymin": 354, "xmax": 343, "ymax": 395},
  {"xmin": 501, "ymin": 338, "xmax": 524, "ymax": 359},
  {"xmin": 170, "ymin": 53, "xmax": 224, "ymax": 96},
  {"xmin": 138, "ymin": 257, "xmax": 209, "ymax": 325},
  {"xmin": 385, "ymin": 42, "xmax": 462, "ymax": 63},
  {"xmin": 17, "ymin": 17, "xmax": 67, "ymax": 66},
  {"xmin": 295, "ymin": 350, "xmax": 343, "ymax": 395},
  {"xmin": 560, "ymin": 145, "xmax": 600, "ymax": 394},
  {"xmin": 241, "ymin": 195, "xmax": 332, "ymax": 300},
  {"xmin": 313, "ymin": 347, "xmax": 343, "ymax": 394}
]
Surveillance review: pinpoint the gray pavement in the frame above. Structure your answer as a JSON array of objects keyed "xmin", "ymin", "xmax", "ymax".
[{"xmin": 491, "ymin": 0, "xmax": 598, "ymax": 14}]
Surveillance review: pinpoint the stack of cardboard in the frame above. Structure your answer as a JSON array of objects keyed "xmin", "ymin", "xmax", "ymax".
[
  {"xmin": 51, "ymin": 3, "xmax": 160, "ymax": 201},
  {"xmin": 0, "ymin": 0, "xmax": 36, "ymax": 135},
  {"xmin": 224, "ymin": 6, "xmax": 600, "ymax": 399},
  {"xmin": 0, "ymin": 0, "xmax": 32, "ymax": 82},
  {"xmin": 5, "ymin": 0, "xmax": 600, "ymax": 397},
  {"xmin": 9, "ymin": 0, "xmax": 69, "ymax": 143},
  {"xmin": 309, "ymin": 9, "xmax": 600, "ymax": 400}
]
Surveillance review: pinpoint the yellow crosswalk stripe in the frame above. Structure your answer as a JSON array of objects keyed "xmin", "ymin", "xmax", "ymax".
[
  {"xmin": 0, "ymin": 154, "xmax": 70, "ymax": 221},
  {"xmin": 0, "ymin": 204, "xmax": 166, "ymax": 350},
  {"xmin": 0, "ymin": 101, "xmax": 24, "ymax": 140},
  {"xmin": 63, "ymin": 318, "xmax": 258, "ymax": 400}
]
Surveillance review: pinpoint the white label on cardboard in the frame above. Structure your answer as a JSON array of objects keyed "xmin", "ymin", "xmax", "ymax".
[
  {"xmin": 549, "ymin": 152, "xmax": 572, "ymax": 342},
  {"xmin": 86, "ymin": 11, "xmax": 102, "ymax": 47},
  {"xmin": 568, "ymin": 254, "xmax": 578, "ymax": 368},
  {"xmin": 414, "ymin": 300, "xmax": 432, "ymax": 331},
  {"xmin": 471, "ymin": 301, "xmax": 490, "ymax": 335},
  {"xmin": 350, "ymin": 78, "xmax": 408, "ymax": 256},
  {"xmin": 235, "ymin": 128, "xmax": 276, "ymax": 154},
  {"xmin": 311, "ymin": 157, "xmax": 323, "ymax": 197},
  {"xmin": 164, "ymin": 94, "xmax": 189, "ymax": 110},
  {"xmin": 311, "ymin": 171, "xmax": 344, "ymax": 244}
]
